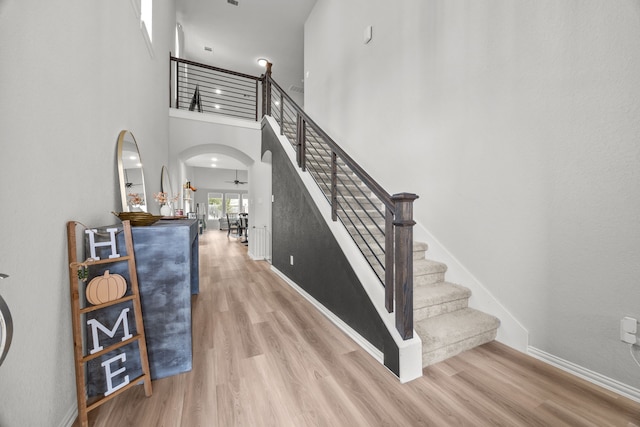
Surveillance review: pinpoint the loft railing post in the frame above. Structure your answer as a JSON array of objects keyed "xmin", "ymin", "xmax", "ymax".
[
  {"xmin": 261, "ymin": 74, "xmax": 266, "ymax": 117},
  {"xmin": 255, "ymin": 80, "xmax": 259, "ymax": 121},
  {"xmin": 265, "ymin": 62, "xmax": 273, "ymax": 117},
  {"xmin": 296, "ymin": 113, "xmax": 302, "ymax": 167},
  {"xmin": 300, "ymin": 120, "xmax": 307, "ymax": 172},
  {"xmin": 385, "ymin": 207, "xmax": 394, "ymax": 312},
  {"xmin": 279, "ymin": 92, "xmax": 284, "ymax": 135},
  {"xmin": 392, "ymin": 192, "xmax": 418, "ymax": 340},
  {"xmin": 175, "ymin": 59, "xmax": 180, "ymax": 109},
  {"xmin": 331, "ymin": 152, "xmax": 338, "ymax": 221}
]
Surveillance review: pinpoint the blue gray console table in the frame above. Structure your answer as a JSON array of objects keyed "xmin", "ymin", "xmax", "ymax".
[{"xmin": 84, "ymin": 219, "xmax": 199, "ymax": 396}]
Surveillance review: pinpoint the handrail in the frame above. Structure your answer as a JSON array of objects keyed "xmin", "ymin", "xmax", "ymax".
[
  {"xmin": 267, "ymin": 77, "xmax": 395, "ymax": 212},
  {"xmin": 172, "ymin": 56, "xmax": 262, "ymax": 81}
]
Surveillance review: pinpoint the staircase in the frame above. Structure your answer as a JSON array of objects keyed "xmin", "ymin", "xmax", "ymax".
[
  {"xmin": 278, "ymin": 120, "xmax": 500, "ymax": 368},
  {"xmin": 412, "ymin": 242, "xmax": 500, "ymax": 366}
]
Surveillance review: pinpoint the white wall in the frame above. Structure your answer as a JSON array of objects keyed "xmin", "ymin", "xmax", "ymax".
[
  {"xmin": 0, "ymin": 1, "xmax": 175, "ymax": 425},
  {"xmin": 305, "ymin": 0, "xmax": 640, "ymax": 390}
]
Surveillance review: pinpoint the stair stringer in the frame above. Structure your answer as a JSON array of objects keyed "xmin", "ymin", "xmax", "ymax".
[
  {"xmin": 413, "ymin": 225, "xmax": 529, "ymax": 352},
  {"xmin": 263, "ymin": 116, "xmax": 423, "ymax": 383}
]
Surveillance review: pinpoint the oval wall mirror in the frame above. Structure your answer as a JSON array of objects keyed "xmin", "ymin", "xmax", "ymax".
[
  {"xmin": 0, "ymin": 274, "xmax": 13, "ymax": 367},
  {"xmin": 117, "ymin": 130, "xmax": 147, "ymax": 212}
]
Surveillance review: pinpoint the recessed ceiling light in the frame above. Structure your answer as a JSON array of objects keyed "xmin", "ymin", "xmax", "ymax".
[
  {"xmin": 257, "ymin": 58, "xmax": 268, "ymax": 67},
  {"xmin": 214, "ymin": 104, "xmax": 221, "ymax": 109},
  {"xmin": 211, "ymin": 164, "xmax": 217, "ymax": 167},
  {"xmin": 211, "ymin": 157, "xmax": 218, "ymax": 161},
  {"xmin": 215, "ymin": 89, "xmax": 222, "ymax": 94}
]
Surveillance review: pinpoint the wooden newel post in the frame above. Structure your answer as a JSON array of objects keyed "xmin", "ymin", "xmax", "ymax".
[
  {"xmin": 175, "ymin": 59, "xmax": 180, "ymax": 109},
  {"xmin": 265, "ymin": 61, "xmax": 273, "ymax": 116},
  {"xmin": 392, "ymin": 192, "xmax": 418, "ymax": 340},
  {"xmin": 261, "ymin": 73, "xmax": 266, "ymax": 117}
]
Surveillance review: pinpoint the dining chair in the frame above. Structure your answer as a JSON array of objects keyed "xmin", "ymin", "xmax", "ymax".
[{"xmin": 226, "ymin": 213, "xmax": 239, "ymax": 237}]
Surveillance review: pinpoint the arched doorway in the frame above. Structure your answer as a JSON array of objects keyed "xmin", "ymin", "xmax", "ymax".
[{"xmin": 174, "ymin": 144, "xmax": 272, "ymax": 260}]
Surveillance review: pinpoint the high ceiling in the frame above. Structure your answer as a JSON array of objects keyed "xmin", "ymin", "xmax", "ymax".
[{"xmin": 176, "ymin": 0, "xmax": 317, "ymax": 103}]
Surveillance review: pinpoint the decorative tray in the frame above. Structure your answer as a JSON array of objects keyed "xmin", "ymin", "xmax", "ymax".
[{"xmin": 112, "ymin": 211, "xmax": 163, "ymax": 226}]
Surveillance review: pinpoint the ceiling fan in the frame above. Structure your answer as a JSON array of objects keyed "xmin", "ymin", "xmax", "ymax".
[{"xmin": 225, "ymin": 170, "xmax": 248, "ymax": 185}]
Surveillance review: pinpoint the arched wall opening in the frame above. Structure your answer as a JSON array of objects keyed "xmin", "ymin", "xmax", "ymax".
[
  {"xmin": 168, "ymin": 111, "xmax": 269, "ymax": 257},
  {"xmin": 172, "ymin": 142, "xmax": 272, "ymax": 261}
]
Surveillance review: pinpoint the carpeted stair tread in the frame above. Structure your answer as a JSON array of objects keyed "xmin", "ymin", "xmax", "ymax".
[
  {"xmin": 413, "ymin": 283, "xmax": 472, "ymax": 321},
  {"xmin": 415, "ymin": 308, "xmax": 500, "ymax": 353},
  {"xmin": 361, "ymin": 241, "xmax": 428, "ymax": 258},
  {"xmin": 414, "ymin": 242, "xmax": 428, "ymax": 251},
  {"xmin": 414, "ymin": 282, "xmax": 471, "ymax": 309},
  {"xmin": 422, "ymin": 329, "xmax": 498, "ymax": 366},
  {"xmin": 413, "ymin": 241, "xmax": 428, "ymax": 259},
  {"xmin": 413, "ymin": 258, "xmax": 448, "ymax": 276}
]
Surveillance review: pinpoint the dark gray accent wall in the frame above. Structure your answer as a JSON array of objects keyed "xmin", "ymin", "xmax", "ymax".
[{"xmin": 261, "ymin": 122, "xmax": 399, "ymax": 375}]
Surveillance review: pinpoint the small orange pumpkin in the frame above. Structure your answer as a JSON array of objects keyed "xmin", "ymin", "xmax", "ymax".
[{"xmin": 86, "ymin": 270, "xmax": 127, "ymax": 305}]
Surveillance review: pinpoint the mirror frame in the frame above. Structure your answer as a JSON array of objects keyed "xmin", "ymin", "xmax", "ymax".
[
  {"xmin": 117, "ymin": 130, "xmax": 148, "ymax": 212},
  {"xmin": 0, "ymin": 292, "xmax": 12, "ymax": 366}
]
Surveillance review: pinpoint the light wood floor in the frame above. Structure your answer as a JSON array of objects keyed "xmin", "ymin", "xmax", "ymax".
[{"xmin": 77, "ymin": 229, "xmax": 640, "ymax": 427}]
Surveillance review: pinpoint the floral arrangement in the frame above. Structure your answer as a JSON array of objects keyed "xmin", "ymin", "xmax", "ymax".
[
  {"xmin": 153, "ymin": 192, "xmax": 168, "ymax": 204},
  {"xmin": 154, "ymin": 192, "xmax": 179, "ymax": 205},
  {"xmin": 128, "ymin": 193, "xmax": 144, "ymax": 206}
]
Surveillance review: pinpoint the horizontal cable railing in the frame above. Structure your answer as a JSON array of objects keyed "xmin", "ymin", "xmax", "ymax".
[
  {"xmin": 170, "ymin": 56, "xmax": 261, "ymax": 121},
  {"xmin": 266, "ymin": 67, "xmax": 418, "ymax": 340}
]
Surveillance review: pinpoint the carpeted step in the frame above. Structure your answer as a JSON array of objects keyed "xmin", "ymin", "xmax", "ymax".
[
  {"xmin": 414, "ymin": 259, "xmax": 447, "ymax": 286},
  {"xmin": 413, "ymin": 282, "xmax": 471, "ymax": 322},
  {"xmin": 415, "ymin": 308, "xmax": 500, "ymax": 366},
  {"xmin": 413, "ymin": 241, "xmax": 428, "ymax": 260},
  {"xmin": 360, "ymin": 241, "xmax": 427, "ymax": 259}
]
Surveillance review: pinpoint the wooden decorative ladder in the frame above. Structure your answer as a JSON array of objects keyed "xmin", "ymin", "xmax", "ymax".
[{"xmin": 66, "ymin": 220, "xmax": 152, "ymax": 427}]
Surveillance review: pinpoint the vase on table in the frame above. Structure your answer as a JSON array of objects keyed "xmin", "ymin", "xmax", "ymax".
[{"xmin": 160, "ymin": 204, "xmax": 172, "ymax": 216}]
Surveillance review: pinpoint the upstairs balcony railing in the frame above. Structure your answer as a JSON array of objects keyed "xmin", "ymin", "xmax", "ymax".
[
  {"xmin": 171, "ymin": 56, "xmax": 261, "ymax": 120},
  {"xmin": 170, "ymin": 56, "xmax": 418, "ymax": 340}
]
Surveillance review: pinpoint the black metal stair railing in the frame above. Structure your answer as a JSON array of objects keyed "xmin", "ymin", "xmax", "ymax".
[{"xmin": 265, "ymin": 65, "xmax": 418, "ymax": 340}]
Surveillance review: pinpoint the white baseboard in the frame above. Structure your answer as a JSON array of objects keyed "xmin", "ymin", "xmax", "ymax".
[
  {"xmin": 528, "ymin": 346, "xmax": 640, "ymax": 403},
  {"xmin": 59, "ymin": 404, "xmax": 77, "ymax": 427},
  {"xmin": 270, "ymin": 266, "xmax": 383, "ymax": 363}
]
